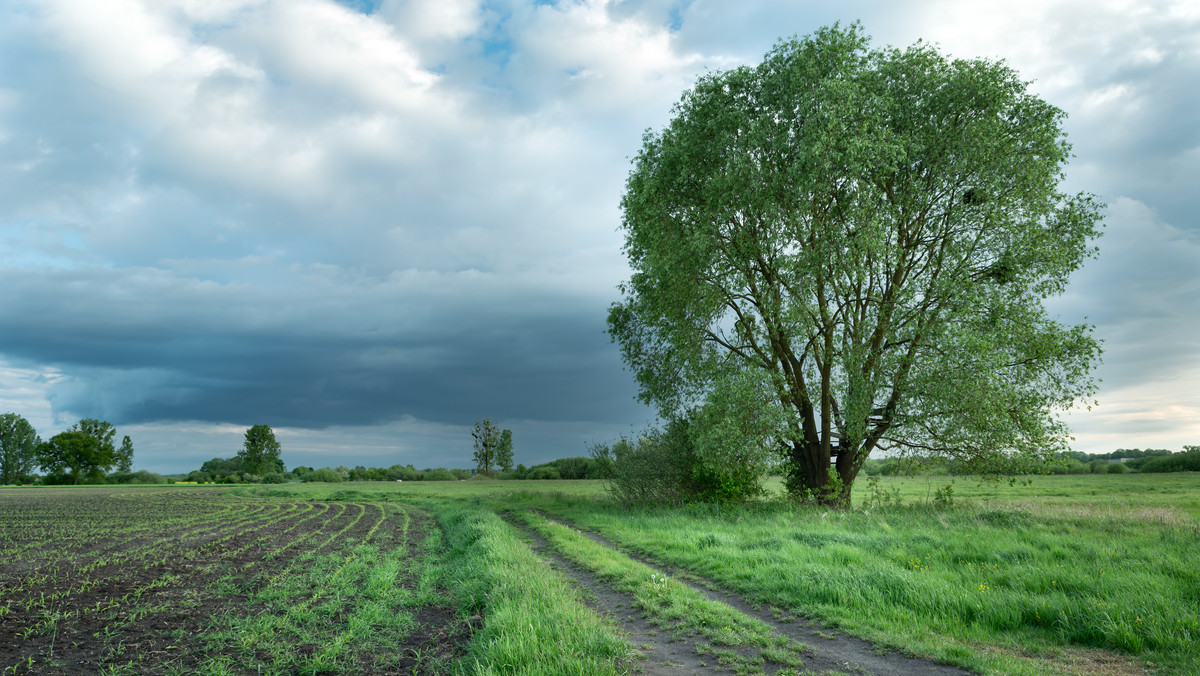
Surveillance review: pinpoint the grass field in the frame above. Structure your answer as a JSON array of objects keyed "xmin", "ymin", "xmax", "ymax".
[{"xmin": 2, "ymin": 473, "xmax": 1196, "ymax": 675}]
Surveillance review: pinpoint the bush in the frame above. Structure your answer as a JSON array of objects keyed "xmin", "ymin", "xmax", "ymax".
[
  {"xmin": 526, "ymin": 466, "xmax": 562, "ymax": 480},
  {"xmin": 261, "ymin": 471, "xmax": 287, "ymax": 483},
  {"xmin": 548, "ymin": 457, "xmax": 598, "ymax": 480},
  {"xmin": 1106, "ymin": 462, "xmax": 1131, "ymax": 474},
  {"xmin": 423, "ymin": 468, "xmax": 456, "ymax": 481},
  {"xmin": 107, "ymin": 470, "xmax": 168, "ymax": 484},
  {"xmin": 590, "ymin": 419, "xmax": 698, "ymax": 506},
  {"xmin": 1138, "ymin": 450, "xmax": 1200, "ymax": 473},
  {"xmin": 304, "ymin": 467, "xmax": 344, "ymax": 483},
  {"xmin": 386, "ymin": 465, "xmax": 422, "ymax": 481}
]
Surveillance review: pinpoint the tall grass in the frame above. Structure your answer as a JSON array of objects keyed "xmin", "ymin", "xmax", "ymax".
[
  {"xmin": 435, "ymin": 500, "xmax": 631, "ymax": 675},
  {"xmin": 531, "ymin": 496, "xmax": 1198, "ymax": 674}
]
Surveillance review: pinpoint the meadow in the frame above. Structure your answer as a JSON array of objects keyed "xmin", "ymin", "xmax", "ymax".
[{"xmin": 1, "ymin": 473, "xmax": 1196, "ymax": 675}]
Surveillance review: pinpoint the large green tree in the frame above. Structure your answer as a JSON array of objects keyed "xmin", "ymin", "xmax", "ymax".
[
  {"xmin": 37, "ymin": 431, "xmax": 114, "ymax": 484},
  {"xmin": 0, "ymin": 413, "xmax": 40, "ymax": 484},
  {"xmin": 608, "ymin": 24, "xmax": 1102, "ymax": 507},
  {"xmin": 238, "ymin": 424, "xmax": 283, "ymax": 476}
]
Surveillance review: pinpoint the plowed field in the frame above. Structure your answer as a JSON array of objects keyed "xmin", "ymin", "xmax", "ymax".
[{"xmin": 0, "ymin": 487, "xmax": 467, "ymax": 675}]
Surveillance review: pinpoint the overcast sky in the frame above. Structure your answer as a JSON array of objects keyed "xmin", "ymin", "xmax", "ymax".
[{"xmin": 1, "ymin": 0, "xmax": 1197, "ymax": 474}]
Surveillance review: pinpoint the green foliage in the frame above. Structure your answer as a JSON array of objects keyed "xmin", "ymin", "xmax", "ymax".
[
  {"xmin": 386, "ymin": 464, "xmax": 422, "ymax": 481},
  {"xmin": 590, "ymin": 422, "xmax": 692, "ymax": 505},
  {"xmin": 261, "ymin": 471, "xmax": 288, "ymax": 483},
  {"xmin": 116, "ymin": 435, "xmax": 134, "ymax": 473},
  {"xmin": 0, "ymin": 412, "xmax": 40, "ymax": 485},
  {"xmin": 526, "ymin": 466, "xmax": 562, "ymax": 480},
  {"xmin": 471, "ymin": 417, "xmax": 501, "ymax": 476},
  {"xmin": 304, "ymin": 467, "xmax": 344, "ymax": 483},
  {"xmin": 591, "ymin": 414, "xmax": 765, "ymax": 505},
  {"xmin": 437, "ymin": 502, "xmax": 630, "ymax": 673},
  {"xmin": 688, "ymin": 371, "xmax": 780, "ymax": 502},
  {"xmin": 495, "ymin": 428, "xmax": 514, "ymax": 472},
  {"xmin": 608, "ymin": 23, "xmax": 1102, "ymax": 507},
  {"xmin": 1138, "ymin": 449, "xmax": 1200, "ymax": 473},
  {"xmin": 530, "ymin": 475, "xmax": 1199, "ymax": 674},
  {"xmin": 201, "ymin": 456, "xmax": 242, "ymax": 476},
  {"xmin": 71, "ymin": 419, "xmax": 116, "ymax": 457},
  {"xmin": 238, "ymin": 424, "xmax": 283, "ymax": 475},
  {"xmin": 106, "ymin": 469, "xmax": 167, "ymax": 484},
  {"xmin": 423, "ymin": 468, "xmax": 456, "ymax": 481},
  {"xmin": 1107, "ymin": 462, "xmax": 1132, "ymax": 474},
  {"xmin": 37, "ymin": 430, "xmax": 114, "ymax": 484}
]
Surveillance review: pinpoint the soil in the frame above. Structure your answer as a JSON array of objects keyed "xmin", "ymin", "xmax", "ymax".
[{"xmin": 0, "ymin": 489, "xmax": 474, "ymax": 675}]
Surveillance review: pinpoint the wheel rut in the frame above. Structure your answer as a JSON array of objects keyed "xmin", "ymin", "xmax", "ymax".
[
  {"xmin": 523, "ymin": 511, "xmax": 976, "ymax": 676},
  {"xmin": 504, "ymin": 514, "xmax": 764, "ymax": 675}
]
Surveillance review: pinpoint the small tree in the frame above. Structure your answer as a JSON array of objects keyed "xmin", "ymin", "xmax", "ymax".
[
  {"xmin": 471, "ymin": 418, "xmax": 500, "ymax": 475},
  {"xmin": 238, "ymin": 424, "xmax": 283, "ymax": 476},
  {"xmin": 38, "ymin": 431, "xmax": 115, "ymax": 484},
  {"xmin": 116, "ymin": 435, "xmax": 134, "ymax": 473},
  {"xmin": 0, "ymin": 413, "xmax": 40, "ymax": 485},
  {"xmin": 495, "ymin": 429, "xmax": 514, "ymax": 473}
]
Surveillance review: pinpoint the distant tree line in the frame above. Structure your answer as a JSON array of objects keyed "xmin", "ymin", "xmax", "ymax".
[
  {"xmin": 855, "ymin": 446, "xmax": 1200, "ymax": 477},
  {"xmin": 1, "ymin": 412, "xmax": 156, "ymax": 485}
]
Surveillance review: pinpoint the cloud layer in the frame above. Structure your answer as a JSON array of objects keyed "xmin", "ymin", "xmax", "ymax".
[{"xmin": 1, "ymin": 0, "xmax": 1197, "ymax": 471}]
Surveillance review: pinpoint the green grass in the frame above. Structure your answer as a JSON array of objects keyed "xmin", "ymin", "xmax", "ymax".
[
  {"xmin": 10, "ymin": 474, "xmax": 1195, "ymax": 675},
  {"xmin": 516, "ymin": 476, "xmax": 1199, "ymax": 675},
  {"xmin": 434, "ymin": 499, "xmax": 632, "ymax": 675},
  {"xmin": 512, "ymin": 509, "xmax": 807, "ymax": 674},
  {"xmin": 243, "ymin": 474, "xmax": 1200, "ymax": 673}
]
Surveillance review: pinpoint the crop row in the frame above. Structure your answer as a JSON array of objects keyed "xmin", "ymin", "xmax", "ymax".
[{"xmin": 0, "ymin": 487, "xmax": 420, "ymax": 674}]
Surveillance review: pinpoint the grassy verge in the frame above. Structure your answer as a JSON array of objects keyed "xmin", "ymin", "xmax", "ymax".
[
  {"xmin": 434, "ymin": 500, "xmax": 632, "ymax": 675},
  {"xmin": 511, "ymin": 509, "xmax": 807, "ymax": 675},
  {"xmin": 528, "ymin": 496, "xmax": 1195, "ymax": 674}
]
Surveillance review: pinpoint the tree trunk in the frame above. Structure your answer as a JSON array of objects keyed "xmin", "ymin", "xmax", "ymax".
[{"xmin": 787, "ymin": 440, "xmax": 852, "ymax": 508}]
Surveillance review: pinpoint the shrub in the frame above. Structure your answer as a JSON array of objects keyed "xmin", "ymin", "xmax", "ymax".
[
  {"xmin": 304, "ymin": 467, "xmax": 344, "ymax": 483},
  {"xmin": 590, "ymin": 420, "xmax": 697, "ymax": 506},
  {"xmin": 107, "ymin": 470, "xmax": 168, "ymax": 484},
  {"xmin": 550, "ymin": 457, "xmax": 595, "ymax": 480},
  {"xmin": 423, "ymin": 468, "xmax": 456, "ymax": 481},
  {"xmin": 386, "ymin": 465, "xmax": 421, "ymax": 481},
  {"xmin": 526, "ymin": 466, "xmax": 562, "ymax": 480},
  {"xmin": 1138, "ymin": 450, "xmax": 1200, "ymax": 473},
  {"xmin": 261, "ymin": 471, "xmax": 287, "ymax": 483}
]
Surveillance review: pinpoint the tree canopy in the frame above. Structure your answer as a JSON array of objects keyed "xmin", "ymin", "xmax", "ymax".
[
  {"xmin": 471, "ymin": 418, "xmax": 500, "ymax": 475},
  {"xmin": 608, "ymin": 24, "xmax": 1102, "ymax": 507},
  {"xmin": 238, "ymin": 424, "xmax": 283, "ymax": 476},
  {"xmin": 0, "ymin": 413, "xmax": 40, "ymax": 485},
  {"xmin": 37, "ymin": 431, "xmax": 113, "ymax": 484}
]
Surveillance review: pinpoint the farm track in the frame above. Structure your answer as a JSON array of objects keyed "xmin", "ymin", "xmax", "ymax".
[
  {"xmin": 518, "ymin": 511, "xmax": 974, "ymax": 676},
  {"xmin": 505, "ymin": 513, "xmax": 750, "ymax": 675},
  {"xmin": 0, "ymin": 490, "xmax": 473, "ymax": 675}
]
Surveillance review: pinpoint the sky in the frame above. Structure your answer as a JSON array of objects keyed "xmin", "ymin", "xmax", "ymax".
[{"xmin": 1, "ymin": 0, "xmax": 1198, "ymax": 474}]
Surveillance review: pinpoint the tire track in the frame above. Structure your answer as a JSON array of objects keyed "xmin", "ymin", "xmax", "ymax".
[
  {"xmin": 503, "ymin": 513, "xmax": 752, "ymax": 675},
  {"xmin": 532, "ymin": 512, "xmax": 975, "ymax": 676}
]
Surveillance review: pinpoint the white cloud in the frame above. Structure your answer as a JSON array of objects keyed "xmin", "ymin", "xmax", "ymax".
[{"xmin": 3, "ymin": 0, "xmax": 1199, "ymax": 469}]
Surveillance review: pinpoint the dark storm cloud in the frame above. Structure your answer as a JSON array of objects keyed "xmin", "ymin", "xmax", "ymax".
[
  {"xmin": 3, "ymin": 0, "xmax": 1199, "ymax": 469},
  {"xmin": 0, "ymin": 265, "xmax": 641, "ymax": 429}
]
